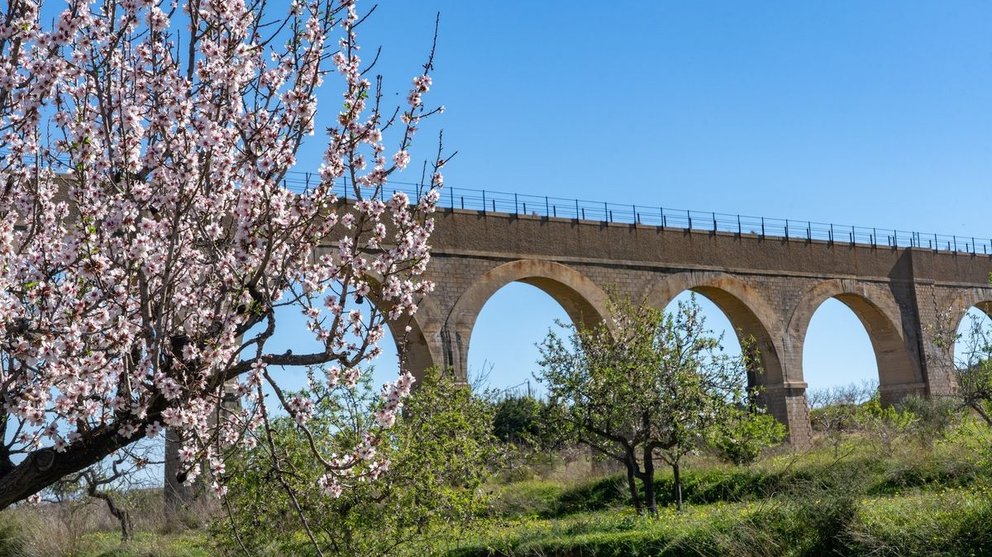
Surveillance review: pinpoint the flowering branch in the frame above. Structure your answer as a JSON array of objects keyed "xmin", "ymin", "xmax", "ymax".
[{"xmin": 0, "ymin": 0, "xmax": 444, "ymax": 508}]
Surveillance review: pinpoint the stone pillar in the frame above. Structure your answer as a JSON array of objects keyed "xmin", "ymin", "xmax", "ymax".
[
  {"xmin": 440, "ymin": 323, "xmax": 473, "ymax": 383},
  {"xmin": 760, "ymin": 382, "xmax": 812, "ymax": 447},
  {"xmin": 163, "ymin": 428, "xmax": 195, "ymax": 512},
  {"xmin": 163, "ymin": 383, "xmax": 241, "ymax": 515},
  {"xmin": 908, "ymin": 278, "xmax": 958, "ymax": 397}
]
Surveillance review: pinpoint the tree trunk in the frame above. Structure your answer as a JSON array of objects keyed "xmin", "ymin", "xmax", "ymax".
[
  {"xmin": 0, "ymin": 427, "xmax": 133, "ymax": 509},
  {"xmin": 90, "ymin": 488, "xmax": 133, "ymax": 542},
  {"xmin": 624, "ymin": 451, "xmax": 642, "ymax": 514},
  {"xmin": 642, "ymin": 446, "xmax": 657, "ymax": 517},
  {"xmin": 672, "ymin": 461, "xmax": 683, "ymax": 512}
]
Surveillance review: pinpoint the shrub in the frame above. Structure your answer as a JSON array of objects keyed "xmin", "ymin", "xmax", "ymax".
[
  {"xmin": 492, "ymin": 395, "xmax": 544, "ymax": 446},
  {"xmin": 897, "ymin": 395, "xmax": 961, "ymax": 449},
  {"xmin": 216, "ymin": 367, "xmax": 501, "ymax": 557},
  {"xmin": 708, "ymin": 412, "xmax": 787, "ymax": 466}
]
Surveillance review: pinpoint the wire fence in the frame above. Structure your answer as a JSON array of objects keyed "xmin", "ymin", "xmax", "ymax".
[{"xmin": 291, "ymin": 171, "xmax": 992, "ymax": 256}]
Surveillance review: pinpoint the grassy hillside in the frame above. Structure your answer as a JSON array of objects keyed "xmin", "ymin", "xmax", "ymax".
[{"xmin": 1, "ymin": 420, "xmax": 990, "ymax": 556}]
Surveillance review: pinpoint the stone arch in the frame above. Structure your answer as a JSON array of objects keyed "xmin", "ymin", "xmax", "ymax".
[
  {"xmin": 945, "ymin": 288, "xmax": 992, "ymax": 336},
  {"xmin": 936, "ymin": 288, "xmax": 992, "ymax": 390},
  {"xmin": 788, "ymin": 279, "xmax": 923, "ymax": 403},
  {"xmin": 446, "ymin": 259, "xmax": 612, "ymax": 379},
  {"xmin": 642, "ymin": 271, "xmax": 786, "ymax": 386}
]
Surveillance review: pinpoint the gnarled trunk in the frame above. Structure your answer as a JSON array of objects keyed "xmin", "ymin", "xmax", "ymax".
[
  {"xmin": 623, "ymin": 450, "xmax": 642, "ymax": 514},
  {"xmin": 642, "ymin": 445, "xmax": 657, "ymax": 517}
]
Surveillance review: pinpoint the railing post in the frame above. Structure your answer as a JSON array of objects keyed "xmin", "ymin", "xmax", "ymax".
[
  {"xmin": 954, "ymin": 236, "xmax": 958, "ymax": 252},
  {"xmin": 343, "ymin": 176, "xmax": 348, "ymax": 201},
  {"xmin": 634, "ymin": 204, "xmax": 638, "ymax": 224},
  {"xmin": 872, "ymin": 228, "xmax": 877, "ymax": 248},
  {"xmin": 492, "ymin": 199, "xmax": 496, "ymax": 213},
  {"xmin": 604, "ymin": 201, "xmax": 609, "ymax": 221},
  {"xmin": 807, "ymin": 221, "xmax": 811, "ymax": 242},
  {"xmin": 785, "ymin": 220, "xmax": 789, "ymax": 240},
  {"xmin": 661, "ymin": 207, "xmax": 665, "ymax": 227},
  {"xmin": 545, "ymin": 196, "xmax": 550, "ymax": 216},
  {"xmin": 894, "ymin": 230, "xmax": 898, "ymax": 247},
  {"xmin": 829, "ymin": 223, "xmax": 834, "ymax": 244},
  {"xmin": 687, "ymin": 210, "xmax": 692, "ymax": 230},
  {"xmin": 851, "ymin": 225, "xmax": 855, "ymax": 246},
  {"xmin": 761, "ymin": 217, "xmax": 765, "ymax": 239},
  {"xmin": 450, "ymin": 186, "xmax": 454, "ymax": 209},
  {"xmin": 712, "ymin": 212, "xmax": 717, "ymax": 232},
  {"xmin": 514, "ymin": 193, "xmax": 518, "ymax": 215},
  {"xmin": 737, "ymin": 215, "xmax": 742, "ymax": 237},
  {"xmin": 482, "ymin": 190, "xmax": 486, "ymax": 215},
  {"xmin": 575, "ymin": 199, "xmax": 580, "ymax": 220}
]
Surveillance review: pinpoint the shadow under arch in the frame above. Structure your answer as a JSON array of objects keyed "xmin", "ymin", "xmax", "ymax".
[
  {"xmin": 364, "ymin": 275, "xmax": 443, "ymax": 381},
  {"xmin": 788, "ymin": 279, "xmax": 923, "ymax": 402},
  {"xmin": 642, "ymin": 271, "xmax": 785, "ymax": 387},
  {"xmin": 447, "ymin": 259, "xmax": 612, "ymax": 379}
]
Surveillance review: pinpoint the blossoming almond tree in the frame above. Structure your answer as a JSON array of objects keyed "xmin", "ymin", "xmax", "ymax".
[{"xmin": 0, "ymin": 0, "xmax": 446, "ymax": 509}]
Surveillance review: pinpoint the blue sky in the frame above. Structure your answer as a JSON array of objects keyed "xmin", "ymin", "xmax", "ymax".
[{"xmin": 291, "ymin": 1, "xmax": 992, "ymax": 395}]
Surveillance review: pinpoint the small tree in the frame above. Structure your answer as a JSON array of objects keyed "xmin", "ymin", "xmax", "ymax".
[
  {"xmin": 953, "ymin": 313, "xmax": 992, "ymax": 427},
  {"xmin": 537, "ymin": 295, "xmax": 761, "ymax": 515}
]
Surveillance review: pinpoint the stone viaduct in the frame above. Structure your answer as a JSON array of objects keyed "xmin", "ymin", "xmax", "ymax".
[{"xmin": 375, "ymin": 206, "xmax": 992, "ymax": 445}]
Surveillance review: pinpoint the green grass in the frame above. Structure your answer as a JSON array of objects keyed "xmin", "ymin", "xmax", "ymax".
[
  {"xmin": 446, "ymin": 487, "xmax": 992, "ymax": 557},
  {"xmin": 488, "ymin": 437, "xmax": 991, "ymax": 521},
  {"xmin": 450, "ymin": 429, "xmax": 992, "ymax": 557},
  {"xmin": 82, "ymin": 531, "xmax": 212, "ymax": 557}
]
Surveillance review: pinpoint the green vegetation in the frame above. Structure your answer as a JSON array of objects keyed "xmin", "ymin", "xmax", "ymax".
[
  {"xmin": 536, "ymin": 296, "xmax": 779, "ymax": 514},
  {"xmin": 215, "ymin": 367, "xmax": 500, "ymax": 557},
  {"xmin": 449, "ymin": 422, "xmax": 992, "ymax": 557},
  {"xmin": 4, "ymin": 398, "xmax": 992, "ymax": 556},
  {"xmin": 4, "ymin": 299, "xmax": 992, "ymax": 556}
]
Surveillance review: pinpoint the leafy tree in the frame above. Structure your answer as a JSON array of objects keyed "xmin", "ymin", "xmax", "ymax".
[
  {"xmin": 0, "ymin": 0, "xmax": 447, "ymax": 507},
  {"xmin": 537, "ymin": 295, "xmax": 761, "ymax": 515},
  {"xmin": 217, "ymin": 367, "xmax": 499, "ymax": 557},
  {"xmin": 708, "ymin": 410, "xmax": 786, "ymax": 466}
]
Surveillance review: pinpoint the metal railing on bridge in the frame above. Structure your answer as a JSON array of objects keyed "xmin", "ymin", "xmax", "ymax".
[{"xmin": 281, "ymin": 171, "xmax": 992, "ymax": 256}]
